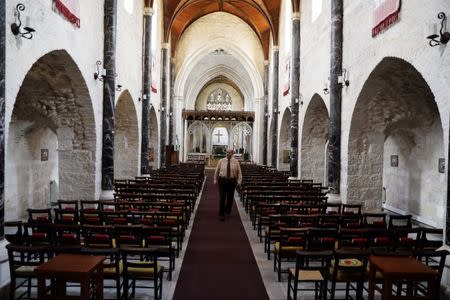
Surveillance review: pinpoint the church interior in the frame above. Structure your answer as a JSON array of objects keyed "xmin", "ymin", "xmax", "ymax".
[{"xmin": 1, "ymin": 0, "xmax": 450, "ymax": 299}]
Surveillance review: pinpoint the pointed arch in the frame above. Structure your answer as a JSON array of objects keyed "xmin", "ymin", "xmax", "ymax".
[
  {"xmin": 6, "ymin": 50, "xmax": 96, "ymax": 219},
  {"xmin": 347, "ymin": 57, "xmax": 444, "ymax": 226},
  {"xmin": 300, "ymin": 94, "xmax": 329, "ymax": 183},
  {"xmin": 114, "ymin": 90, "xmax": 139, "ymax": 179}
]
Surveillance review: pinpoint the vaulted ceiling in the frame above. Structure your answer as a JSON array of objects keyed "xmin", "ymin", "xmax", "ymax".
[{"xmin": 162, "ymin": 0, "xmax": 282, "ymax": 59}]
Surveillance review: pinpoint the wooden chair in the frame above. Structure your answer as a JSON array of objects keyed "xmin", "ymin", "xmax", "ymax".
[
  {"xmin": 414, "ymin": 249, "xmax": 449, "ymax": 299},
  {"xmin": 143, "ymin": 225, "xmax": 176, "ymax": 280},
  {"xmin": 287, "ymin": 250, "xmax": 333, "ymax": 300},
  {"xmin": 53, "ymin": 224, "xmax": 82, "ymax": 246},
  {"xmin": 418, "ymin": 228, "xmax": 443, "ymax": 251},
  {"xmin": 121, "ymin": 246, "xmax": 164, "ymax": 300},
  {"xmin": 329, "ymin": 248, "xmax": 369, "ymax": 300},
  {"xmin": 274, "ymin": 227, "xmax": 308, "ymax": 281},
  {"xmin": 362, "ymin": 213, "xmax": 387, "ymax": 229},
  {"xmin": 306, "ymin": 228, "xmax": 339, "ymax": 251},
  {"xmin": 7, "ymin": 244, "xmax": 51, "ymax": 300},
  {"xmin": 341, "ymin": 204, "xmax": 362, "ymax": 215},
  {"xmin": 82, "ymin": 225, "xmax": 114, "ymax": 248},
  {"xmin": 5, "ymin": 221, "xmax": 24, "ymax": 245}
]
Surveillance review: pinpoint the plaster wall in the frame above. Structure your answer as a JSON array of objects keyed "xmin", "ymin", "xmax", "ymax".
[
  {"xmin": 5, "ymin": 0, "xmax": 104, "ymax": 203},
  {"xmin": 340, "ymin": 0, "xmax": 450, "ymax": 209}
]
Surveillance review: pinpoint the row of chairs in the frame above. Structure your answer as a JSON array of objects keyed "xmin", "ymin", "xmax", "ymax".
[
  {"xmin": 273, "ymin": 226, "xmax": 442, "ymax": 282},
  {"xmin": 7, "ymin": 244, "xmax": 164, "ymax": 300},
  {"xmin": 287, "ymin": 248, "xmax": 449, "ymax": 300}
]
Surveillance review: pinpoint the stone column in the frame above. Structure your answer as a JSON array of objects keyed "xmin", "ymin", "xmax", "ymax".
[
  {"xmin": 447, "ymin": 135, "xmax": 450, "ymax": 245},
  {"xmin": 101, "ymin": 0, "xmax": 117, "ymax": 197},
  {"xmin": 263, "ymin": 61, "xmax": 269, "ymax": 165},
  {"xmin": 271, "ymin": 47, "xmax": 280, "ymax": 168},
  {"xmin": 160, "ymin": 44, "xmax": 169, "ymax": 166},
  {"xmin": 168, "ymin": 59, "xmax": 175, "ymax": 146},
  {"xmin": 0, "ymin": 0, "xmax": 5, "ymax": 239},
  {"xmin": 327, "ymin": 0, "xmax": 343, "ymax": 194},
  {"xmin": 290, "ymin": 12, "xmax": 301, "ymax": 178},
  {"xmin": 141, "ymin": 6, "xmax": 153, "ymax": 175}
]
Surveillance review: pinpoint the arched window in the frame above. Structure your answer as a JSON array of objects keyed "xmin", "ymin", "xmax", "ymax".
[{"xmin": 207, "ymin": 88, "xmax": 232, "ymax": 111}]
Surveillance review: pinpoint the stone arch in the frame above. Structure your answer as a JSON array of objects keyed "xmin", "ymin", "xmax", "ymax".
[
  {"xmin": 347, "ymin": 57, "xmax": 444, "ymax": 226},
  {"xmin": 114, "ymin": 90, "xmax": 139, "ymax": 179},
  {"xmin": 301, "ymin": 94, "xmax": 329, "ymax": 183},
  {"xmin": 149, "ymin": 107, "xmax": 159, "ymax": 170},
  {"xmin": 231, "ymin": 122, "xmax": 253, "ymax": 157},
  {"xmin": 187, "ymin": 121, "xmax": 209, "ymax": 153},
  {"xmin": 279, "ymin": 108, "xmax": 292, "ymax": 171},
  {"xmin": 6, "ymin": 50, "xmax": 96, "ymax": 220}
]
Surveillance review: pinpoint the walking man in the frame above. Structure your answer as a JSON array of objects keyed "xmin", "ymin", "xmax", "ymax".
[{"xmin": 214, "ymin": 149, "xmax": 242, "ymax": 221}]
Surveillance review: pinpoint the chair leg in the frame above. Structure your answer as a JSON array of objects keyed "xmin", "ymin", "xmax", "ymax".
[
  {"xmin": 330, "ymin": 280, "xmax": 336, "ymax": 300},
  {"xmin": 116, "ymin": 277, "xmax": 121, "ymax": 300},
  {"xmin": 123, "ymin": 276, "xmax": 128, "ymax": 300},
  {"xmin": 9, "ymin": 278, "xmax": 15, "ymax": 300},
  {"xmin": 277, "ymin": 256, "xmax": 282, "ymax": 282},
  {"xmin": 323, "ymin": 279, "xmax": 328, "ymax": 300}
]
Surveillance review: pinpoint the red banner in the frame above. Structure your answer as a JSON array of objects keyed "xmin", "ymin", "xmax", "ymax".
[
  {"xmin": 372, "ymin": 0, "xmax": 401, "ymax": 37},
  {"xmin": 55, "ymin": 0, "xmax": 80, "ymax": 28}
]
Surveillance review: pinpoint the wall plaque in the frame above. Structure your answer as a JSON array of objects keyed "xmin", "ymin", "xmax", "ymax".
[
  {"xmin": 390, "ymin": 155, "xmax": 398, "ymax": 167},
  {"xmin": 439, "ymin": 158, "xmax": 445, "ymax": 173},
  {"xmin": 41, "ymin": 149, "xmax": 49, "ymax": 161}
]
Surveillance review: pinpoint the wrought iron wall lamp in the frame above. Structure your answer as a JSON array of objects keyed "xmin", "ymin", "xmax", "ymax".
[
  {"xmin": 94, "ymin": 61, "xmax": 105, "ymax": 81},
  {"xmin": 11, "ymin": 3, "xmax": 35, "ymax": 39},
  {"xmin": 427, "ymin": 12, "xmax": 450, "ymax": 46}
]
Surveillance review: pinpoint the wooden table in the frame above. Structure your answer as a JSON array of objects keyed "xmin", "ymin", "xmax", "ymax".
[
  {"xmin": 36, "ymin": 254, "xmax": 105, "ymax": 300},
  {"xmin": 368, "ymin": 256, "xmax": 438, "ymax": 300}
]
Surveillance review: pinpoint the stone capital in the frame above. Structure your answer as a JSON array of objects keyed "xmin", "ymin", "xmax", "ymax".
[
  {"xmin": 272, "ymin": 46, "xmax": 279, "ymax": 52},
  {"xmin": 144, "ymin": 7, "xmax": 153, "ymax": 16},
  {"xmin": 292, "ymin": 12, "xmax": 301, "ymax": 20},
  {"xmin": 264, "ymin": 60, "xmax": 270, "ymax": 66},
  {"xmin": 162, "ymin": 43, "xmax": 170, "ymax": 49}
]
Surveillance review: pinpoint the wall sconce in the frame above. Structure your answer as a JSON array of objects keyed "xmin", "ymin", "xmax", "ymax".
[
  {"xmin": 338, "ymin": 68, "xmax": 350, "ymax": 87},
  {"xmin": 323, "ymin": 80, "xmax": 330, "ymax": 95},
  {"xmin": 264, "ymin": 112, "xmax": 270, "ymax": 118},
  {"xmin": 93, "ymin": 61, "xmax": 105, "ymax": 81},
  {"xmin": 167, "ymin": 112, "xmax": 173, "ymax": 117},
  {"xmin": 159, "ymin": 107, "xmax": 165, "ymax": 112},
  {"xmin": 427, "ymin": 12, "xmax": 450, "ymax": 47},
  {"xmin": 273, "ymin": 108, "xmax": 280, "ymax": 114},
  {"xmin": 11, "ymin": 3, "xmax": 35, "ymax": 39},
  {"xmin": 116, "ymin": 84, "xmax": 122, "ymax": 92}
]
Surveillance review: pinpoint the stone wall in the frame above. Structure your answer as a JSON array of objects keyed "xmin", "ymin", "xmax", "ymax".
[
  {"xmin": 114, "ymin": 90, "xmax": 139, "ymax": 179},
  {"xmin": 300, "ymin": 94, "xmax": 329, "ymax": 183}
]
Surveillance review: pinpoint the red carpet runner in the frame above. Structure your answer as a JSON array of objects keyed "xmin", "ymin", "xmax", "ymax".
[{"xmin": 172, "ymin": 169, "xmax": 270, "ymax": 300}]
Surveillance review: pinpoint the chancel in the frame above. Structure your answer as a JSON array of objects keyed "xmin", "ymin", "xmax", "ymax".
[{"xmin": 1, "ymin": 0, "xmax": 450, "ymax": 299}]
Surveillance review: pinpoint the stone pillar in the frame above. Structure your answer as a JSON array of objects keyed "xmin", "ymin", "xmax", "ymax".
[
  {"xmin": 160, "ymin": 44, "xmax": 169, "ymax": 166},
  {"xmin": 447, "ymin": 132, "xmax": 450, "ymax": 245},
  {"xmin": 290, "ymin": 12, "xmax": 301, "ymax": 178},
  {"xmin": 263, "ymin": 61, "xmax": 269, "ymax": 165},
  {"xmin": 271, "ymin": 47, "xmax": 280, "ymax": 168},
  {"xmin": 327, "ymin": 0, "xmax": 343, "ymax": 194},
  {"xmin": 101, "ymin": 0, "xmax": 117, "ymax": 197},
  {"xmin": 141, "ymin": 6, "xmax": 153, "ymax": 175},
  {"xmin": 169, "ymin": 59, "xmax": 175, "ymax": 146},
  {"xmin": 0, "ymin": 0, "xmax": 5, "ymax": 239}
]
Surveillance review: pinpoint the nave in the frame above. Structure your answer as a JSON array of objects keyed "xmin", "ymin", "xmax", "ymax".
[{"xmin": 4, "ymin": 164, "xmax": 448, "ymax": 300}]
